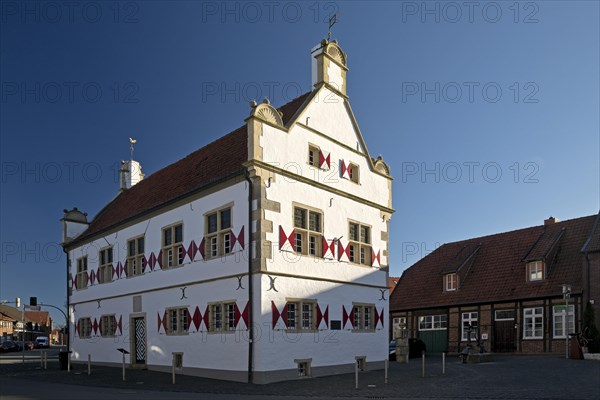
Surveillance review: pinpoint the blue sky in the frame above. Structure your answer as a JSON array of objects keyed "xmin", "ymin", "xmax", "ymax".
[{"xmin": 1, "ymin": 1, "xmax": 598, "ymax": 325}]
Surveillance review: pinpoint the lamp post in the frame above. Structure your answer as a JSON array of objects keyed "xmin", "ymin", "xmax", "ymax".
[{"xmin": 562, "ymin": 284, "xmax": 571, "ymax": 359}]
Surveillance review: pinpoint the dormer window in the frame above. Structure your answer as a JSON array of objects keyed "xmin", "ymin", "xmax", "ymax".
[
  {"xmin": 527, "ymin": 261, "xmax": 544, "ymax": 281},
  {"xmin": 445, "ymin": 273, "xmax": 458, "ymax": 291}
]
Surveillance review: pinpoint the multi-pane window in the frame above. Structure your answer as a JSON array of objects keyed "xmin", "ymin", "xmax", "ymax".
[
  {"xmin": 445, "ymin": 273, "xmax": 458, "ymax": 291},
  {"xmin": 553, "ymin": 305, "xmax": 574, "ymax": 338},
  {"xmin": 98, "ymin": 247, "xmax": 113, "ymax": 284},
  {"xmin": 352, "ymin": 304, "xmax": 375, "ymax": 331},
  {"xmin": 209, "ymin": 302, "xmax": 236, "ymax": 332},
  {"xmin": 418, "ymin": 315, "xmax": 448, "ymax": 331},
  {"xmin": 349, "ymin": 222, "xmax": 371, "ymax": 265},
  {"xmin": 127, "ymin": 236, "xmax": 145, "ymax": 277},
  {"xmin": 461, "ymin": 312, "xmax": 478, "ymax": 341},
  {"xmin": 205, "ymin": 207, "xmax": 233, "ymax": 258},
  {"xmin": 308, "ymin": 145, "xmax": 319, "ymax": 167},
  {"xmin": 76, "ymin": 256, "xmax": 88, "ymax": 289},
  {"xmin": 167, "ymin": 307, "xmax": 189, "ymax": 335},
  {"xmin": 297, "ymin": 360, "xmax": 311, "ymax": 377},
  {"xmin": 523, "ymin": 307, "xmax": 543, "ymax": 339},
  {"xmin": 79, "ymin": 317, "xmax": 92, "ymax": 338},
  {"xmin": 527, "ymin": 261, "xmax": 544, "ymax": 281},
  {"xmin": 100, "ymin": 315, "xmax": 116, "ymax": 337},
  {"xmin": 293, "ymin": 207, "xmax": 322, "ymax": 256},
  {"xmin": 162, "ymin": 223, "xmax": 183, "ymax": 268},
  {"xmin": 286, "ymin": 301, "xmax": 316, "ymax": 331}
]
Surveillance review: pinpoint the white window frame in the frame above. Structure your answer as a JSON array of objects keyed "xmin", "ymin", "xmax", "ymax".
[
  {"xmin": 523, "ymin": 307, "xmax": 544, "ymax": 339},
  {"xmin": 352, "ymin": 304, "xmax": 375, "ymax": 332},
  {"xmin": 205, "ymin": 206, "xmax": 233, "ymax": 259},
  {"xmin": 162, "ymin": 223, "xmax": 183, "ymax": 268},
  {"xmin": 98, "ymin": 247, "xmax": 113, "ymax": 284},
  {"xmin": 127, "ymin": 236, "xmax": 145, "ymax": 277},
  {"xmin": 348, "ymin": 163, "xmax": 360, "ymax": 184},
  {"xmin": 308, "ymin": 145, "xmax": 319, "ymax": 167},
  {"xmin": 445, "ymin": 273, "xmax": 458, "ymax": 291},
  {"xmin": 527, "ymin": 261, "xmax": 544, "ymax": 281},
  {"xmin": 461, "ymin": 312, "xmax": 478, "ymax": 341},
  {"xmin": 418, "ymin": 315, "xmax": 448, "ymax": 331},
  {"xmin": 495, "ymin": 309, "xmax": 515, "ymax": 321},
  {"xmin": 553, "ymin": 305, "xmax": 575, "ymax": 339}
]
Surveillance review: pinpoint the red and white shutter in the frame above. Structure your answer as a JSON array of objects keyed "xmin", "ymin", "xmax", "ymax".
[
  {"xmin": 319, "ymin": 150, "xmax": 331, "ymax": 170},
  {"xmin": 322, "ymin": 237, "xmax": 335, "ymax": 260},
  {"xmin": 231, "ymin": 226, "xmax": 245, "ymax": 252},
  {"xmin": 338, "ymin": 239, "xmax": 350, "ymax": 262},
  {"xmin": 340, "ymin": 160, "xmax": 350, "ymax": 179},
  {"xmin": 371, "ymin": 246, "xmax": 381, "ymax": 267},
  {"xmin": 279, "ymin": 225, "xmax": 295, "ymax": 252}
]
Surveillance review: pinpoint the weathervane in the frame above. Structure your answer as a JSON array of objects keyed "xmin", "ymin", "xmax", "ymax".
[
  {"xmin": 327, "ymin": 13, "xmax": 337, "ymax": 41},
  {"xmin": 129, "ymin": 137, "xmax": 137, "ymax": 160}
]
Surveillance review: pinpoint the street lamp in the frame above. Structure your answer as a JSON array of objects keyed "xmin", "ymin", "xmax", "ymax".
[{"xmin": 562, "ymin": 284, "xmax": 572, "ymax": 359}]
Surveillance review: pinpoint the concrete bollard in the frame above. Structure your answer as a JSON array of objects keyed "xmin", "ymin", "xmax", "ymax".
[
  {"xmin": 44, "ymin": 351, "xmax": 47, "ymax": 369},
  {"xmin": 354, "ymin": 360, "xmax": 358, "ymax": 389},
  {"xmin": 384, "ymin": 359, "xmax": 388, "ymax": 384},
  {"xmin": 122, "ymin": 352, "xmax": 126, "ymax": 381},
  {"xmin": 40, "ymin": 351, "xmax": 44, "ymax": 367},
  {"xmin": 88, "ymin": 354, "xmax": 91, "ymax": 375},
  {"xmin": 67, "ymin": 352, "xmax": 71, "ymax": 372},
  {"xmin": 172, "ymin": 356, "xmax": 176, "ymax": 385},
  {"xmin": 442, "ymin": 352, "xmax": 446, "ymax": 375},
  {"xmin": 421, "ymin": 351, "xmax": 425, "ymax": 378}
]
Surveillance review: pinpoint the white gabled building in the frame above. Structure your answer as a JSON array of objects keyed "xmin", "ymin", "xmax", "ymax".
[{"xmin": 61, "ymin": 39, "xmax": 394, "ymax": 384}]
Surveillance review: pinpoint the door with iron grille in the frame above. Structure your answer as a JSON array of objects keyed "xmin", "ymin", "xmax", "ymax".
[{"xmin": 132, "ymin": 317, "xmax": 146, "ymax": 364}]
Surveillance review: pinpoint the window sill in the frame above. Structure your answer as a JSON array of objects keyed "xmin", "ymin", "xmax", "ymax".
[
  {"xmin": 285, "ymin": 329, "xmax": 318, "ymax": 334},
  {"xmin": 207, "ymin": 330, "xmax": 236, "ymax": 335},
  {"xmin": 522, "ymin": 337, "xmax": 543, "ymax": 340},
  {"xmin": 100, "ymin": 335, "xmax": 117, "ymax": 338},
  {"xmin": 166, "ymin": 332, "xmax": 189, "ymax": 336},
  {"xmin": 351, "ymin": 329, "xmax": 375, "ymax": 333}
]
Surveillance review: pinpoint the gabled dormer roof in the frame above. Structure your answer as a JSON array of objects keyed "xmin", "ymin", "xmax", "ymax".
[{"xmin": 390, "ymin": 214, "xmax": 598, "ymax": 311}]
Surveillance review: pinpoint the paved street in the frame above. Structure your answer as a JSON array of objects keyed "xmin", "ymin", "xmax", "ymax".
[{"xmin": 1, "ymin": 353, "xmax": 598, "ymax": 399}]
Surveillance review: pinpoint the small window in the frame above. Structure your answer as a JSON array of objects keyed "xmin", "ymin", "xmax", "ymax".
[
  {"xmin": 352, "ymin": 304, "xmax": 375, "ymax": 331},
  {"xmin": 173, "ymin": 353, "xmax": 183, "ymax": 369},
  {"xmin": 76, "ymin": 256, "xmax": 88, "ymax": 289},
  {"xmin": 527, "ymin": 261, "xmax": 544, "ymax": 281},
  {"xmin": 162, "ymin": 224, "xmax": 183, "ymax": 268},
  {"xmin": 78, "ymin": 317, "xmax": 92, "ymax": 338},
  {"xmin": 293, "ymin": 206, "xmax": 322, "ymax": 256},
  {"xmin": 205, "ymin": 207, "xmax": 233, "ymax": 259},
  {"xmin": 308, "ymin": 145, "xmax": 319, "ymax": 167},
  {"xmin": 445, "ymin": 273, "xmax": 458, "ymax": 291},
  {"xmin": 418, "ymin": 315, "xmax": 447, "ymax": 331},
  {"xmin": 100, "ymin": 315, "xmax": 116, "ymax": 337},
  {"xmin": 98, "ymin": 247, "xmax": 113, "ymax": 284},
  {"xmin": 127, "ymin": 236, "xmax": 145, "ymax": 277},
  {"xmin": 209, "ymin": 302, "xmax": 236, "ymax": 333},
  {"xmin": 296, "ymin": 359, "xmax": 311, "ymax": 378},
  {"xmin": 356, "ymin": 356, "xmax": 367, "ymax": 371},
  {"xmin": 348, "ymin": 222, "xmax": 371, "ymax": 265},
  {"xmin": 286, "ymin": 300, "xmax": 316, "ymax": 331},
  {"xmin": 167, "ymin": 307, "xmax": 189, "ymax": 335},
  {"xmin": 348, "ymin": 163, "xmax": 359, "ymax": 183}
]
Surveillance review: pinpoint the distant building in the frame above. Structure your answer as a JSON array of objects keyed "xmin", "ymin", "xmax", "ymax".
[
  {"xmin": 390, "ymin": 214, "xmax": 600, "ymax": 354},
  {"xmin": 61, "ymin": 39, "xmax": 393, "ymax": 383},
  {"xmin": 0, "ymin": 305, "xmax": 51, "ymax": 340}
]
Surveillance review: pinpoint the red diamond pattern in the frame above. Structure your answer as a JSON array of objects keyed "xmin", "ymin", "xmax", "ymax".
[{"xmin": 271, "ymin": 301, "xmax": 280, "ymax": 329}]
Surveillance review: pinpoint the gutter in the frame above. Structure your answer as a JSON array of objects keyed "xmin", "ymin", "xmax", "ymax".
[{"xmin": 244, "ymin": 168, "xmax": 254, "ymax": 384}]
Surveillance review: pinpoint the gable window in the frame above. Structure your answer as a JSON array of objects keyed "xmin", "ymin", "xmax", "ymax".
[
  {"xmin": 308, "ymin": 145, "xmax": 319, "ymax": 167},
  {"xmin": 523, "ymin": 307, "xmax": 543, "ymax": 339},
  {"xmin": 527, "ymin": 261, "xmax": 544, "ymax": 281},
  {"xmin": 293, "ymin": 206, "xmax": 322, "ymax": 256},
  {"xmin": 209, "ymin": 302, "xmax": 236, "ymax": 333},
  {"xmin": 419, "ymin": 315, "xmax": 447, "ymax": 331},
  {"xmin": 553, "ymin": 305, "xmax": 574, "ymax": 338},
  {"xmin": 348, "ymin": 163, "xmax": 359, "ymax": 183},
  {"xmin": 100, "ymin": 315, "xmax": 116, "ymax": 337},
  {"xmin": 127, "ymin": 236, "xmax": 145, "ymax": 277},
  {"xmin": 349, "ymin": 222, "xmax": 371, "ymax": 265},
  {"xmin": 461, "ymin": 312, "xmax": 478, "ymax": 341},
  {"xmin": 445, "ymin": 273, "xmax": 458, "ymax": 291},
  {"xmin": 286, "ymin": 300, "xmax": 316, "ymax": 331},
  {"xmin": 98, "ymin": 247, "xmax": 113, "ymax": 284},
  {"xmin": 76, "ymin": 256, "xmax": 88, "ymax": 289},
  {"xmin": 167, "ymin": 307, "xmax": 189, "ymax": 335},
  {"xmin": 162, "ymin": 223, "xmax": 183, "ymax": 268},
  {"xmin": 205, "ymin": 207, "xmax": 233, "ymax": 259},
  {"xmin": 352, "ymin": 304, "xmax": 375, "ymax": 331},
  {"xmin": 78, "ymin": 317, "xmax": 92, "ymax": 338}
]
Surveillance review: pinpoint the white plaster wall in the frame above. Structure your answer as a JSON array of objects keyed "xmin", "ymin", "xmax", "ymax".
[
  {"xmin": 254, "ymin": 274, "xmax": 388, "ymax": 372},
  {"xmin": 69, "ymin": 181, "xmax": 249, "ymax": 305},
  {"xmin": 70, "ymin": 278, "xmax": 251, "ymax": 371}
]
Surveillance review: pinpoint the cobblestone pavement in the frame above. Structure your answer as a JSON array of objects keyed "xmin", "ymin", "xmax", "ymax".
[{"xmin": 1, "ymin": 354, "xmax": 599, "ymax": 399}]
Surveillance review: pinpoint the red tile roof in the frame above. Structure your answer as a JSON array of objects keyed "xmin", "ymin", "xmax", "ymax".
[
  {"xmin": 71, "ymin": 92, "xmax": 312, "ymax": 245},
  {"xmin": 390, "ymin": 214, "xmax": 598, "ymax": 311}
]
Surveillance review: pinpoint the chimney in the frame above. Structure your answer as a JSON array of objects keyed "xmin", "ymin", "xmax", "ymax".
[
  {"xmin": 311, "ymin": 39, "xmax": 348, "ymax": 96},
  {"xmin": 544, "ymin": 216, "xmax": 559, "ymax": 225},
  {"xmin": 119, "ymin": 160, "xmax": 144, "ymax": 191},
  {"xmin": 61, "ymin": 207, "xmax": 89, "ymax": 244}
]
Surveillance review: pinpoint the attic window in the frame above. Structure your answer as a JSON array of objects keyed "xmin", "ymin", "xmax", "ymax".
[
  {"xmin": 445, "ymin": 273, "xmax": 458, "ymax": 291},
  {"xmin": 527, "ymin": 261, "xmax": 544, "ymax": 282},
  {"xmin": 348, "ymin": 163, "xmax": 359, "ymax": 184},
  {"xmin": 308, "ymin": 145, "xmax": 319, "ymax": 167}
]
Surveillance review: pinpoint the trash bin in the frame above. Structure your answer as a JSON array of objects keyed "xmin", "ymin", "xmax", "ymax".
[
  {"xmin": 59, "ymin": 351, "xmax": 69, "ymax": 370},
  {"xmin": 569, "ymin": 333, "xmax": 583, "ymax": 359}
]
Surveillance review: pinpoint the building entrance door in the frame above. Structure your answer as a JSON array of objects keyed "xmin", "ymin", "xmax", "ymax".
[{"xmin": 131, "ymin": 316, "xmax": 147, "ymax": 365}]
